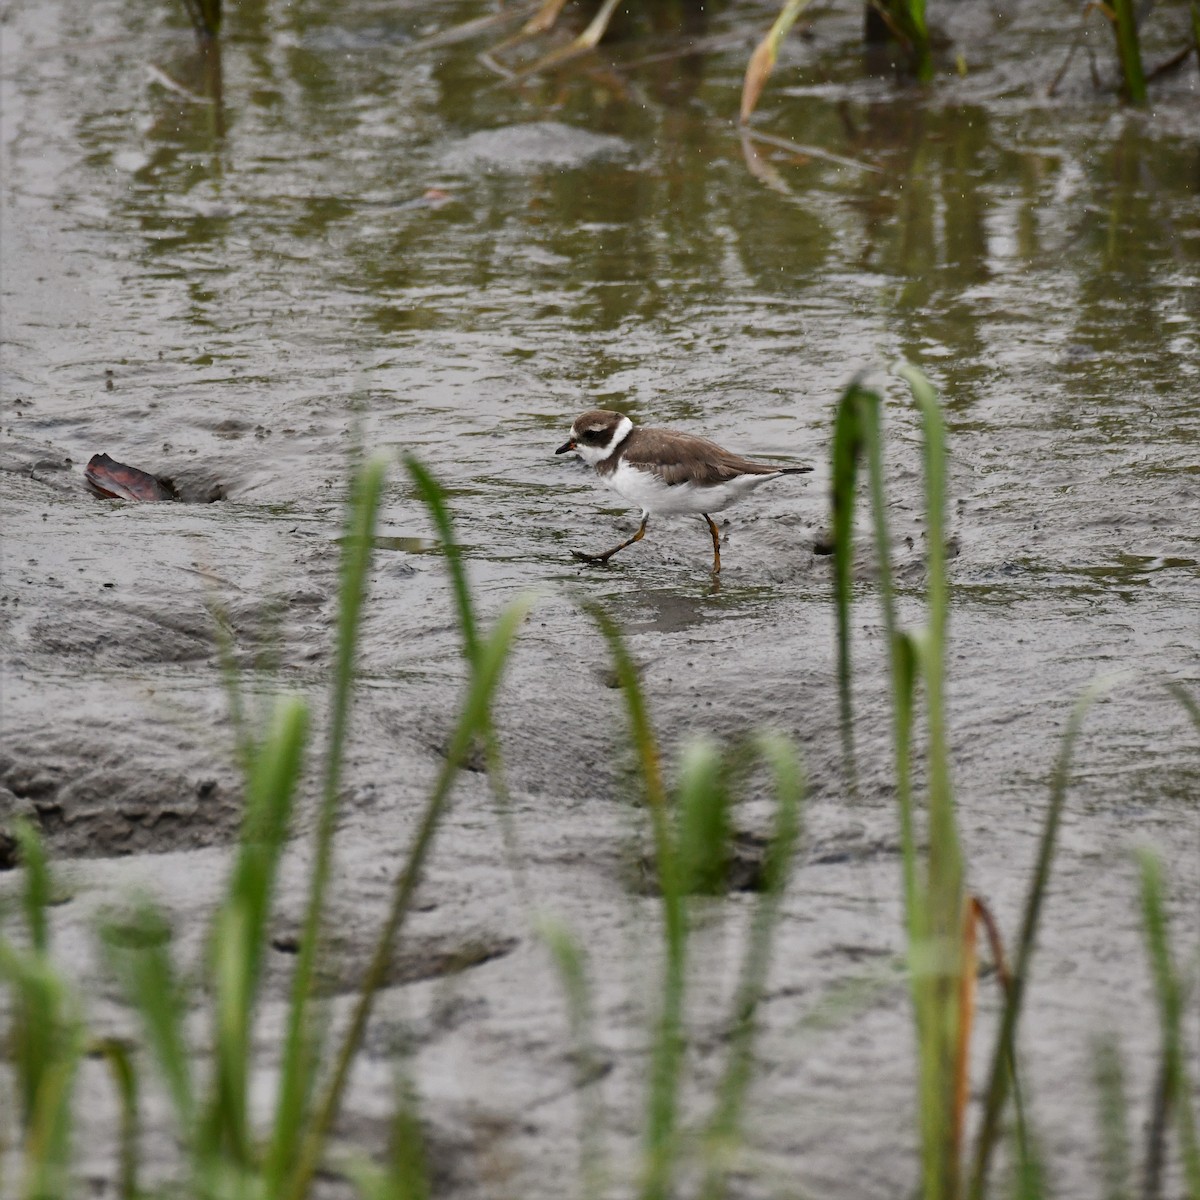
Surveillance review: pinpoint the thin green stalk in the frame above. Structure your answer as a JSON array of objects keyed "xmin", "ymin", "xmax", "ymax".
[
  {"xmin": 406, "ymin": 457, "xmax": 528, "ymax": 899},
  {"xmin": 859, "ymin": 386, "xmax": 921, "ymax": 930},
  {"xmin": 266, "ymin": 455, "xmax": 386, "ymax": 1185},
  {"xmin": 100, "ymin": 902, "xmax": 195, "ymax": 1141},
  {"xmin": 1092, "ymin": 1037, "xmax": 1132, "ymax": 1200},
  {"xmin": 539, "ymin": 916, "xmax": 607, "ymax": 1200},
  {"xmin": 866, "ymin": 0, "xmax": 932, "ymax": 79},
  {"xmin": 1137, "ymin": 851, "xmax": 1200, "ymax": 1199},
  {"xmin": 836, "ymin": 380, "xmax": 921, "ymax": 978},
  {"xmin": 94, "ymin": 1037, "xmax": 140, "ymax": 1200},
  {"xmin": 405, "ymin": 457, "xmax": 480, "ymax": 666},
  {"xmin": 1111, "ymin": 0, "xmax": 1148, "ymax": 102},
  {"xmin": 19, "ymin": 1023, "xmax": 82, "ymax": 1200},
  {"xmin": 968, "ymin": 679, "xmax": 1114, "ymax": 1199},
  {"xmin": 282, "ymin": 594, "xmax": 532, "ymax": 1200},
  {"xmin": 0, "ymin": 826, "xmax": 83, "ymax": 1199},
  {"xmin": 181, "ymin": 0, "xmax": 222, "ymax": 39},
  {"xmin": 1008, "ymin": 1126, "xmax": 1047, "ymax": 1200},
  {"xmin": 0, "ymin": 827, "xmax": 81, "ymax": 1200},
  {"xmin": 15, "ymin": 822, "xmax": 50, "ymax": 956},
  {"xmin": 203, "ymin": 697, "xmax": 307, "ymax": 1167},
  {"xmin": 835, "ymin": 365, "xmax": 965, "ymax": 1200},
  {"xmin": 342, "ymin": 1076, "xmax": 430, "ymax": 1200},
  {"xmin": 700, "ymin": 734, "xmax": 803, "ymax": 1200},
  {"xmin": 830, "ymin": 380, "xmax": 865, "ymax": 798},
  {"xmin": 897, "ymin": 362, "xmax": 964, "ymax": 1200},
  {"xmin": 585, "ymin": 605, "xmax": 686, "ymax": 1200},
  {"xmin": 675, "ymin": 740, "xmax": 730, "ymax": 897},
  {"xmin": 7, "ymin": 824, "xmax": 55, "ymax": 1133}
]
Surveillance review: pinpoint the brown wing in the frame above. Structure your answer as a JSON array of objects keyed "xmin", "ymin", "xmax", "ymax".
[{"xmin": 620, "ymin": 427, "xmax": 786, "ymax": 486}]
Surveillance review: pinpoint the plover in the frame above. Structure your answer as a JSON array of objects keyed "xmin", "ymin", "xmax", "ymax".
[{"xmin": 555, "ymin": 409, "xmax": 812, "ymax": 572}]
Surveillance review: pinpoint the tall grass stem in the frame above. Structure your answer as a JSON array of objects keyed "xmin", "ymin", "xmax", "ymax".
[
  {"xmin": 267, "ymin": 455, "xmax": 387, "ymax": 1186},
  {"xmin": 967, "ymin": 678, "xmax": 1116, "ymax": 1199}
]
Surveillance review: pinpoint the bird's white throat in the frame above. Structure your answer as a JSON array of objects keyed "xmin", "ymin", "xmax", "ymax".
[{"xmin": 575, "ymin": 414, "xmax": 633, "ymax": 467}]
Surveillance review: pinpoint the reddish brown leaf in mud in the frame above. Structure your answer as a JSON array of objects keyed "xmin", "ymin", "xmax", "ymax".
[{"xmin": 85, "ymin": 453, "xmax": 174, "ymax": 502}]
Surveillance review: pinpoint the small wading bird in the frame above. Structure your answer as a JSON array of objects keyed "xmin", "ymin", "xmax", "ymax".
[{"xmin": 556, "ymin": 409, "xmax": 813, "ymax": 573}]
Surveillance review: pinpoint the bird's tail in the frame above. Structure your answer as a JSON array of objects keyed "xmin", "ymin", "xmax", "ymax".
[{"xmin": 778, "ymin": 466, "xmax": 814, "ymax": 475}]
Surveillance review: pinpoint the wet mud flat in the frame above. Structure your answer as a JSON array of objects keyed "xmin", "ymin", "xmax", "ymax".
[{"xmin": 3, "ymin": 0, "xmax": 1200, "ymax": 1193}]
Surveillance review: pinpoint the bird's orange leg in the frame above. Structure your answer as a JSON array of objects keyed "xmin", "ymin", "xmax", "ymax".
[
  {"xmin": 704, "ymin": 514, "xmax": 722, "ymax": 574},
  {"xmin": 573, "ymin": 514, "xmax": 649, "ymax": 564}
]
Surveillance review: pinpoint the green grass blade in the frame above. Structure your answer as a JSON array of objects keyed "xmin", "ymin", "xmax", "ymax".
[
  {"xmin": 831, "ymin": 373, "xmax": 929, "ymax": 853},
  {"xmin": 895, "ymin": 362, "xmax": 965, "ymax": 1199},
  {"xmin": 830, "ymin": 379, "xmax": 868, "ymax": 795},
  {"xmin": 890, "ymin": 632, "xmax": 920, "ymax": 937},
  {"xmin": 1008, "ymin": 1125, "xmax": 1047, "ymax": 1200},
  {"xmin": 93, "ymin": 1037, "xmax": 140, "ymax": 1200},
  {"xmin": 583, "ymin": 604, "xmax": 687, "ymax": 1200},
  {"xmin": 1137, "ymin": 850, "xmax": 1200, "ymax": 1199},
  {"xmin": 1, "ymin": 825, "xmax": 81, "ymax": 1195},
  {"xmin": 857, "ymin": 388, "xmax": 918, "ymax": 880},
  {"xmin": 204, "ymin": 697, "xmax": 307, "ymax": 1165},
  {"xmin": 405, "ymin": 456, "xmax": 527, "ymax": 901},
  {"xmin": 391, "ymin": 1079, "xmax": 432, "ymax": 1200},
  {"xmin": 701, "ymin": 733, "xmax": 803, "ymax": 1200},
  {"xmin": 1111, "ymin": 0, "xmax": 1148, "ymax": 103},
  {"xmin": 283, "ymin": 593, "xmax": 533, "ymax": 1200},
  {"xmin": 405, "ymin": 456, "xmax": 480, "ymax": 667},
  {"xmin": 675, "ymin": 739, "xmax": 731, "ymax": 896},
  {"xmin": 968, "ymin": 678, "xmax": 1114, "ymax": 1199},
  {"xmin": 344, "ymin": 1077, "xmax": 429, "ymax": 1200},
  {"xmin": 1092, "ymin": 1037, "xmax": 1132, "ymax": 1200},
  {"xmin": 19, "ymin": 1012, "xmax": 82, "ymax": 1200},
  {"xmin": 584, "ymin": 603, "xmax": 668, "ymax": 817},
  {"xmin": 538, "ymin": 916, "xmax": 607, "ymax": 1200},
  {"xmin": 0, "ymin": 943, "xmax": 81, "ymax": 1196},
  {"xmin": 101, "ymin": 903, "xmax": 196, "ymax": 1138},
  {"xmin": 14, "ymin": 821, "xmax": 50, "ymax": 955},
  {"xmin": 867, "ymin": 0, "xmax": 932, "ymax": 78},
  {"xmin": 181, "ymin": 0, "xmax": 222, "ymax": 39},
  {"xmin": 4, "ymin": 823, "xmax": 57, "ymax": 1131},
  {"xmin": 894, "ymin": 365, "xmax": 955, "ymax": 893},
  {"xmin": 851, "ymin": 383, "xmax": 919, "ymax": 941},
  {"xmin": 267, "ymin": 455, "xmax": 386, "ymax": 1184}
]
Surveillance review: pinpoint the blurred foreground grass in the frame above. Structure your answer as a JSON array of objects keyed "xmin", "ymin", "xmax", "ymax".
[{"xmin": 2, "ymin": 368, "xmax": 1198, "ymax": 1199}]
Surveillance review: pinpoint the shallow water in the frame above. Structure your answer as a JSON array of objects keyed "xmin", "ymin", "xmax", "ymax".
[{"xmin": 2, "ymin": 0, "xmax": 1199, "ymax": 1194}]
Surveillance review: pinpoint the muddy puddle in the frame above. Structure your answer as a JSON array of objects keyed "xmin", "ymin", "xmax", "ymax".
[{"xmin": 2, "ymin": 0, "xmax": 1199, "ymax": 1194}]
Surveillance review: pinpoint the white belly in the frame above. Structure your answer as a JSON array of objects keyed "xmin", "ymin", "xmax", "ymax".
[{"xmin": 602, "ymin": 459, "xmax": 782, "ymax": 517}]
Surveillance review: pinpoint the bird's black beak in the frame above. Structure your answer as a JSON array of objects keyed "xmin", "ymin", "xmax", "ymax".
[{"xmin": 555, "ymin": 438, "xmax": 576, "ymax": 455}]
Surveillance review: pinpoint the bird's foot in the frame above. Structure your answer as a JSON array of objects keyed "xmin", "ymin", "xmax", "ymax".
[{"xmin": 572, "ymin": 549, "xmax": 612, "ymax": 565}]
